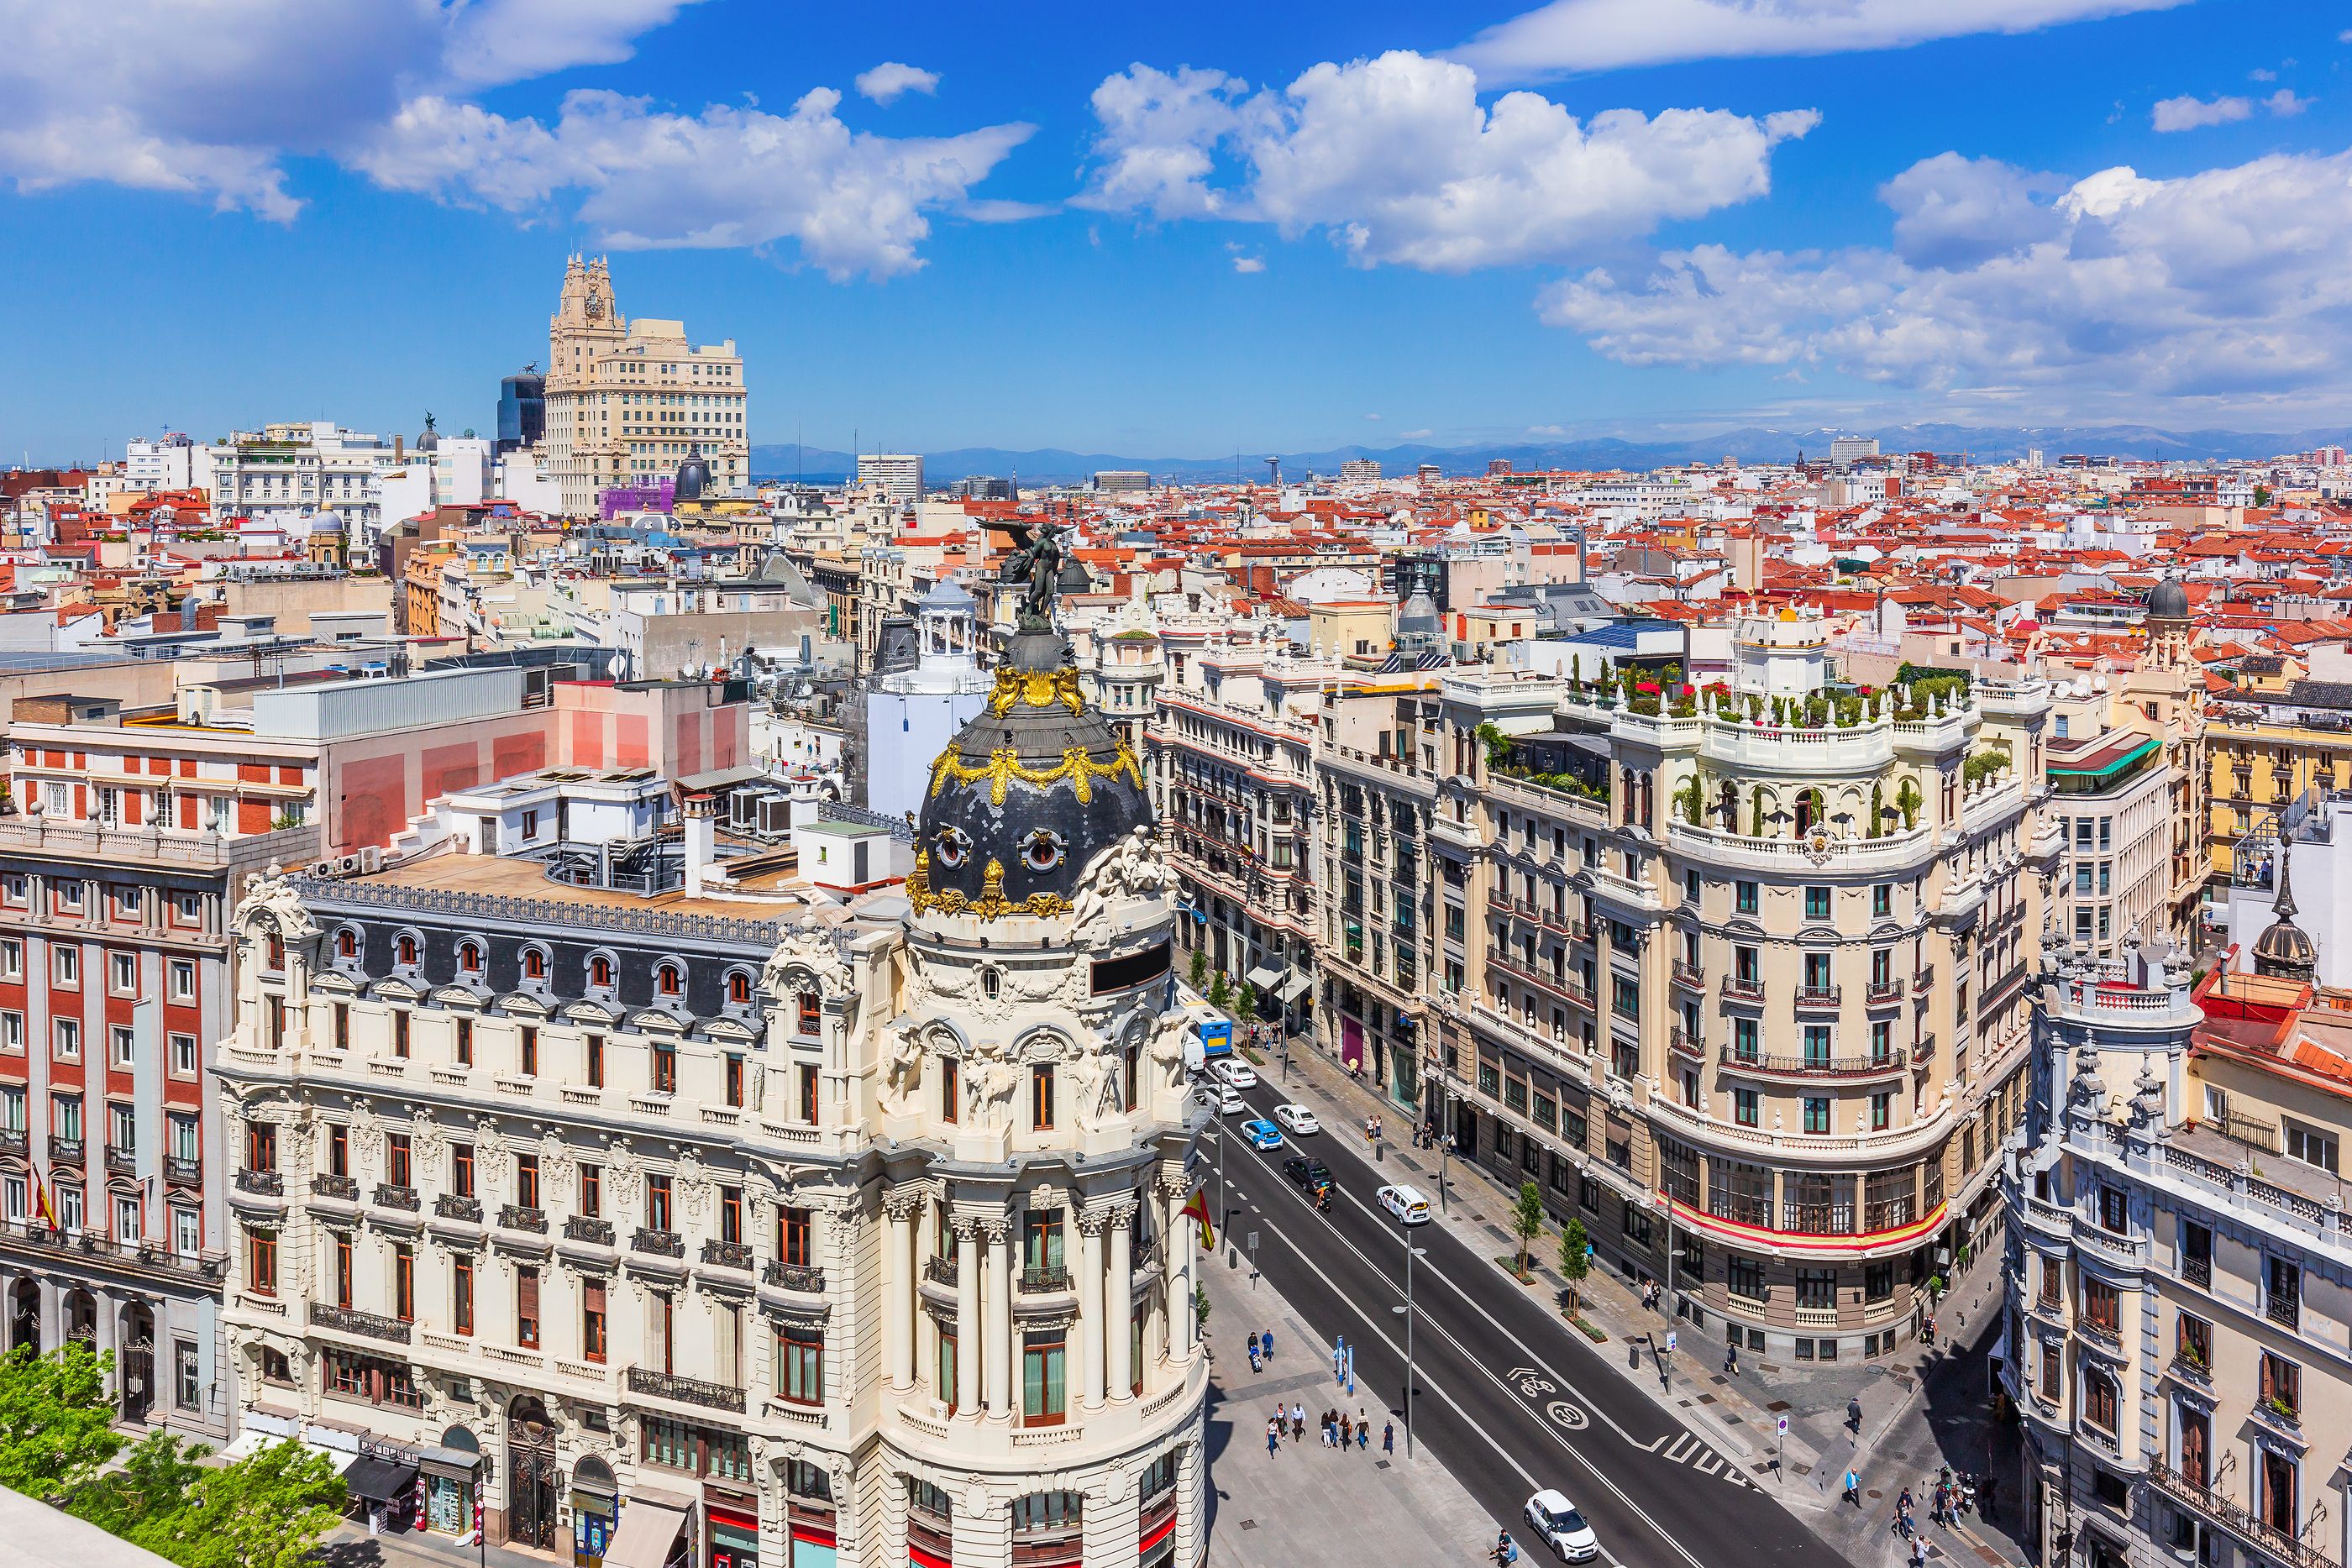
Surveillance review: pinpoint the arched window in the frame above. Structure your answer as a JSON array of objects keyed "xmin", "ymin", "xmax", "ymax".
[
  {"xmin": 796, "ymin": 990, "xmax": 821, "ymax": 1035},
  {"xmin": 656, "ymin": 963, "xmax": 683, "ymax": 997},
  {"xmin": 335, "ymin": 928, "xmax": 358, "ymax": 961},
  {"xmin": 523, "ymin": 948, "xmax": 548, "ymax": 981},
  {"xmin": 727, "ymin": 971, "xmax": 751, "ymax": 1006},
  {"xmin": 590, "ymin": 955, "xmax": 613, "ymax": 989},
  {"xmin": 396, "ymin": 934, "xmax": 418, "ymax": 967},
  {"xmin": 265, "ymin": 933, "xmax": 284, "ymax": 970},
  {"xmin": 457, "ymin": 941, "xmax": 483, "ymax": 974}
]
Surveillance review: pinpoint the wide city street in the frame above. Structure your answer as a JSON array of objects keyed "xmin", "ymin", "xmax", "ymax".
[{"xmin": 1204, "ymin": 1068, "xmax": 1852, "ymax": 1568}]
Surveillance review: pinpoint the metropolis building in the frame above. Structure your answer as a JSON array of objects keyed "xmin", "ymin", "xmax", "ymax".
[{"xmin": 213, "ymin": 621, "xmax": 1210, "ymax": 1566}]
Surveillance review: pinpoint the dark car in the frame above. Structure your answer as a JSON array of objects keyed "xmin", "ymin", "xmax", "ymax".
[{"xmin": 1282, "ymin": 1156, "xmax": 1335, "ymax": 1198}]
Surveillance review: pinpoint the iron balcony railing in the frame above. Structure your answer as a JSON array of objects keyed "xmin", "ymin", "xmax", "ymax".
[
  {"xmin": 433, "ymin": 1194, "xmax": 482, "ymax": 1223},
  {"xmin": 701, "ymin": 1240, "xmax": 754, "ymax": 1271},
  {"xmin": 308, "ymin": 1301, "xmax": 412, "ymax": 1345},
  {"xmin": 564, "ymin": 1215, "xmax": 615, "ymax": 1245},
  {"xmin": 624, "ymin": 1365, "xmax": 744, "ymax": 1413},
  {"xmin": 312, "ymin": 1172, "xmax": 360, "ymax": 1201},
  {"xmin": 499, "ymin": 1204, "xmax": 548, "ymax": 1233},
  {"xmin": 632, "ymin": 1227, "xmax": 685, "ymax": 1258},
  {"xmin": 766, "ymin": 1260, "xmax": 826, "ymax": 1293},
  {"xmin": 234, "ymin": 1168, "xmax": 283, "ymax": 1197}
]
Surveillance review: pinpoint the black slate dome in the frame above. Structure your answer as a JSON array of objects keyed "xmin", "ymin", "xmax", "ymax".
[
  {"xmin": 2147, "ymin": 576, "xmax": 2190, "ymax": 620},
  {"xmin": 675, "ymin": 446, "xmax": 711, "ymax": 503},
  {"xmin": 912, "ymin": 628, "xmax": 1149, "ymax": 920}
]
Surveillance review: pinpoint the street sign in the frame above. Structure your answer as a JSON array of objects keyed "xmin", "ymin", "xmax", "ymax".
[
  {"xmin": 1665, "ymin": 1330, "xmax": 1677, "ymax": 1353},
  {"xmin": 1776, "ymin": 1415, "xmax": 1789, "ymax": 1437}
]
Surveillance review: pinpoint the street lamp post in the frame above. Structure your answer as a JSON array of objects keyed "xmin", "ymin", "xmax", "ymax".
[{"xmin": 1392, "ymin": 1241, "xmax": 1426, "ymax": 1456}]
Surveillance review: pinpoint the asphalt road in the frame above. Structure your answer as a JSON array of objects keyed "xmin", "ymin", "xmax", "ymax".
[{"xmin": 1200, "ymin": 1069, "xmax": 1850, "ymax": 1568}]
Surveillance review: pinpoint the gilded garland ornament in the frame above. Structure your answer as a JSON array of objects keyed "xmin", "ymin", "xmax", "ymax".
[
  {"xmin": 926, "ymin": 739, "xmax": 1145, "ymax": 808},
  {"xmin": 986, "ymin": 664, "xmax": 1087, "ymax": 717},
  {"xmin": 906, "ymin": 852, "xmax": 1073, "ymax": 921}
]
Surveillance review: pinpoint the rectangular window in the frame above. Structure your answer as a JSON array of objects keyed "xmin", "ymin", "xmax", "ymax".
[
  {"xmin": 583, "ymin": 1279, "xmax": 606, "ymax": 1362},
  {"xmin": 516, "ymin": 1265, "xmax": 539, "ymax": 1348},
  {"xmin": 2261, "ymin": 1351, "xmax": 2300, "ymax": 1419},
  {"xmin": 1022, "ymin": 1335, "xmax": 1068, "ymax": 1425},
  {"xmin": 2176, "ymin": 1311, "xmax": 2211, "ymax": 1371},
  {"xmin": 109, "ymin": 952, "xmax": 136, "ymax": 994},
  {"xmin": 2286, "ymin": 1120, "xmax": 2339, "ymax": 1174},
  {"xmin": 1804, "ymin": 885, "xmax": 1830, "ymax": 920},
  {"xmin": 246, "ymin": 1229, "xmax": 277, "ymax": 1294},
  {"xmin": 52, "ymin": 947, "xmax": 77, "ymax": 986},
  {"xmin": 1032, "ymin": 1065, "xmax": 1055, "ymax": 1130},
  {"xmin": 519, "ymin": 1025, "xmax": 537, "ymax": 1076},
  {"xmin": 580, "ymin": 1164, "xmax": 601, "ymax": 1218},
  {"xmin": 392, "ymin": 1012, "xmax": 409, "ymax": 1057},
  {"xmin": 1803, "ymin": 1098, "xmax": 1830, "ymax": 1134},
  {"xmin": 386, "ymin": 1132, "xmax": 411, "ymax": 1188},
  {"xmin": 451, "ymin": 1143, "xmax": 475, "ymax": 1198},
  {"xmin": 453, "ymin": 1256, "xmax": 474, "ymax": 1336},
  {"xmin": 585, "ymin": 1034, "xmax": 604, "ymax": 1087},
  {"xmin": 2081, "ymin": 1277, "xmax": 2119, "ymax": 1335},
  {"xmin": 110, "ymin": 1025, "xmax": 134, "ymax": 1067},
  {"xmin": 1735, "ymin": 880, "xmax": 1757, "ymax": 915},
  {"xmin": 1872, "ymin": 884, "xmax": 1892, "ymax": 918},
  {"xmin": 454, "ymin": 1017, "xmax": 472, "ymax": 1066},
  {"xmin": 941, "ymin": 1057, "xmax": 959, "ymax": 1122},
  {"xmin": 780, "ymin": 1329, "xmax": 823, "ymax": 1404},
  {"xmin": 799, "ymin": 1062, "xmax": 820, "ymax": 1123},
  {"xmin": 53, "ymin": 1018, "xmax": 78, "ymax": 1059},
  {"xmin": 393, "ymin": 1243, "xmax": 414, "ymax": 1322},
  {"xmin": 245, "ymin": 1121, "xmax": 277, "ymax": 1172},
  {"xmin": 646, "ymin": 1173, "xmax": 672, "ymax": 1232},
  {"xmin": 0, "ymin": 1013, "xmax": 19, "ymax": 1053},
  {"xmin": 651, "ymin": 1043, "xmax": 677, "ymax": 1094},
  {"xmin": 1733, "ymin": 1088, "xmax": 1758, "ymax": 1126},
  {"xmin": 725, "ymin": 1055, "xmax": 744, "ymax": 1108}
]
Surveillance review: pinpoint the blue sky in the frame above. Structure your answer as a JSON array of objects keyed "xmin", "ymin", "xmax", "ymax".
[{"xmin": 2, "ymin": 0, "xmax": 2346, "ymax": 463}]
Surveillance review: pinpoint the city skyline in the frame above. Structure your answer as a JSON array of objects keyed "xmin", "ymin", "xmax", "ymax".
[{"xmin": 3, "ymin": 0, "xmax": 2344, "ymax": 460}]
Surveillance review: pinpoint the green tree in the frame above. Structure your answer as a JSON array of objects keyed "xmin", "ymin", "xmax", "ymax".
[
  {"xmin": 1188, "ymin": 947, "xmax": 1207, "ymax": 989},
  {"xmin": 147, "ymin": 1437, "xmax": 346, "ymax": 1568},
  {"xmin": 1511, "ymin": 1180, "xmax": 1546, "ymax": 1278},
  {"xmin": 1559, "ymin": 1218, "xmax": 1591, "ymax": 1315},
  {"xmin": 0, "ymin": 1342, "xmax": 121, "ymax": 1497},
  {"xmin": 66, "ymin": 1429, "xmax": 207, "ymax": 1542},
  {"xmin": 1208, "ymin": 972, "xmax": 1231, "ymax": 1012},
  {"xmin": 1236, "ymin": 979, "xmax": 1258, "ymax": 1019},
  {"xmin": 2254, "ymin": 485, "xmax": 2272, "ymax": 508}
]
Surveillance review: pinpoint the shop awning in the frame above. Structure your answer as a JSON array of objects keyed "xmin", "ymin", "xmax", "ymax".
[
  {"xmin": 1278, "ymin": 973, "xmax": 1313, "ymax": 1004},
  {"xmin": 341, "ymin": 1455, "xmax": 417, "ymax": 1505},
  {"xmin": 604, "ymin": 1497, "xmax": 691, "ymax": 1568},
  {"xmin": 1246, "ymin": 962, "xmax": 1284, "ymax": 990}
]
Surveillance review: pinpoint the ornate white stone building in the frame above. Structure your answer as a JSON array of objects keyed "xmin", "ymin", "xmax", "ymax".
[{"xmin": 212, "ymin": 625, "xmax": 1209, "ymax": 1568}]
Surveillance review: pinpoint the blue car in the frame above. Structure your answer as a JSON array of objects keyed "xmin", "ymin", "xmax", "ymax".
[{"xmin": 1240, "ymin": 1118, "xmax": 1284, "ymax": 1151}]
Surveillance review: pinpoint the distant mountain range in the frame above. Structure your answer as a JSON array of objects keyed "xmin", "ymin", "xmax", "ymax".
[{"xmin": 750, "ymin": 422, "xmax": 2352, "ymax": 489}]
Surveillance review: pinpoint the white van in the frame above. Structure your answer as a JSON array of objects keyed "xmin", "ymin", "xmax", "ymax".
[{"xmin": 1377, "ymin": 1183, "xmax": 1432, "ymax": 1225}]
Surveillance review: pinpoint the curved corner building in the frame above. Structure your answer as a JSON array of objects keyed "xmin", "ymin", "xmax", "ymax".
[{"xmin": 212, "ymin": 631, "xmax": 1210, "ymax": 1568}]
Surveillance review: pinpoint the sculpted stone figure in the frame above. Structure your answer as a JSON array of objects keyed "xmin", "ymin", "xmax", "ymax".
[{"xmin": 1068, "ymin": 827, "xmax": 1180, "ymax": 930}]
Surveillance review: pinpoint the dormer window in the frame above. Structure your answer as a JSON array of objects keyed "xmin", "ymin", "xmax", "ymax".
[
  {"xmin": 457, "ymin": 941, "xmax": 483, "ymax": 974},
  {"xmin": 590, "ymin": 956, "xmax": 613, "ymax": 989},
  {"xmin": 727, "ymin": 972, "xmax": 751, "ymax": 1006},
  {"xmin": 396, "ymin": 935, "xmax": 418, "ymax": 967},
  {"xmin": 335, "ymin": 929, "xmax": 358, "ymax": 961},
  {"xmin": 523, "ymin": 948, "xmax": 547, "ymax": 981},
  {"xmin": 656, "ymin": 963, "xmax": 683, "ymax": 998}
]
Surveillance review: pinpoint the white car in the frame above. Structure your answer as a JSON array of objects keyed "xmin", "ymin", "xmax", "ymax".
[
  {"xmin": 1523, "ymin": 1490, "xmax": 1599, "ymax": 1563},
  {"xmin": 1215, "ymin": 1084, "xmax": 1247, "ymax": 1114},
  {"xmin": 1210, "ymin": 1059, "xmax": 1257, "ymax": 1090},
  {"xmin": 1378, "ymin": 1184, "xmax": 1432, "ymax": 1225},
  {"xmin": 1272, "ymin": 1104, "xmax": 1320, "ymax": 1135}
]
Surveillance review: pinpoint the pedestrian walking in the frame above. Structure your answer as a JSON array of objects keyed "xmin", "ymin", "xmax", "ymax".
[
  {"xmin": 1847, "ymin": 1397, "xmax": 1863, "ymax": 1434},
  {"xmin": 1267, "ymin": 1417, "xmax": 1280, "ymax": 1457},
  {"xmin": 1357, "ymin": 1420, "xmax": 1370, "ymax": 1453},
  {"xmin": 1340, "ymin": 1412, "xmax": 1352, "ymax": 1448},
  {"xmin": 1724, "ymin": 1339, "xmax": 1740, "ymax": 1376},
  {"xmin": 1383, "ymin": 1420, "xmax": 1394, "ymax": 1455},
  {"xmin": 1262, "ymin": 1328, "xmax": 1274, "ymax": 1361},
  {"xmin": 1909, "ymin": 1536, "xmax": 1926, "ymax": 1568},
  {"xmin": 1843, "ymin": 1468, "xmax": 1861, "ymax": 1508}
]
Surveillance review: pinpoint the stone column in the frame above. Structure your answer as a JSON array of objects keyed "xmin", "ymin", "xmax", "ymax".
[
  {"xmin": 1076, "ymin": 1209, "xmax": 1105, "ymax": 1411},
  {"xmin": 1107, "ymin": 1199, "xmax": 1136, "ymax": 1401},
  {"xmin": 953, "ymin": 1216, "xmax": 979, "ymax": 1414},
  {"xmin": 984, "ymin": 1217, "xmax": 1012, "ymax": 1419},
  {"xmin": 1163, "ymin": 1183, "xmax": 1193, "ymax": 1359},
  {"xmin": 884, "ymin": 1195, "xmax": 916, "ymax": 1389}
]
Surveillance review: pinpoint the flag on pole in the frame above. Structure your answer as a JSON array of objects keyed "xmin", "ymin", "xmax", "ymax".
[
  {"xmin": 34, "ymin": 1174, "xmax": 56, "ymax": 1230},
  {"xmin": 1180, "ymin": 1189, "xmax": 1215, "ymax": 1251}
]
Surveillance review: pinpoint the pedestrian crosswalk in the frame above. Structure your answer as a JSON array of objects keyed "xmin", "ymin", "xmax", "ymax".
[{"xmin": 1648, "ymin": 1429, "xmax": 1756, "ymax": 1487}]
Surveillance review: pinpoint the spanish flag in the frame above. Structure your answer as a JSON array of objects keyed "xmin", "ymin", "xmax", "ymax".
[
  {"xmin": 1180, "ymin": 1190, "xmax": 1214, "ymax": 1251},
  {"xmin": 33, "ymin": 1177, "xmax": 56, "ymax": 1230}
]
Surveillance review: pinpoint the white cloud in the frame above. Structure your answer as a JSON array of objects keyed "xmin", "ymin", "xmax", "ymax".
[
  {"xmin": 1400, "ymin": 427, "xmax": 1433, "ymax": 438},
  {"xmin": 2153, "ymin": 94, "xmax": 2253, "ymax": 131},
  {"xmin": 2250, "ymin": 67, "xmax": 2277, "ymax": 81},
  {"xmin": 1529, "ymin": 423, "xmax": 1571, "ymax": 436},
  {"xmin": 1231, "ymin": 253, "xmax": 1266, "ymax": 273},
  {"xmin": 1538, "ymin": 148, "xmax": 2352, "ymax": 412},
  {"xmin": 1078, "ymin": 50, "xmax": 1814, "ymax": 270},
  {"xmin": 360, "ymin": 87, "xmax": 1030, "ymax": 278},
  {"xmin": 1452, "ymin": 0, "xmax": 2187, "ymax": 79},
  {"xmin": 855, "ymin": 62, "xmax": 940, "ymax": 105},
  {"xmin": 1880, "ymin": 151, "xmax": 2061, "ymax": 268},
  {"xmin": 2266, "ymin": 88, "xmax": 2313, "ymax": 117},
  {"xmin": 0, "ymin": 3, "xmax": 1022, "ymax": 278},
  {"xmin": 1363, "ymin": 412, "xmax": 1383, "ymax": 421}
]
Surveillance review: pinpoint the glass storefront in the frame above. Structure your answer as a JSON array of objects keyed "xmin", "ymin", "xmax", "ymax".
[
  {"xmin": 706, "ymin": 1502, "xmax": 759, "ymax": 1568},
  {"xmin": 426, "ymin": 1474, "xmax": 471, "ymax": 1536},
  {"xmin": 571, "ymin": 1489, "xmax": 617, "ymax": 1565}
]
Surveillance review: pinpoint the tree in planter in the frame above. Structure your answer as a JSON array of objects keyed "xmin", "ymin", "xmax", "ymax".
[
  {"xmin": 1512, "ymin": 1181, "xmax": 1546, "ymax": 1279},
  {"xmin": 1236, "ymin": 980, "xmax": 1258, "ymax": 1020},
  {"xmin": 1208, "ymin": 973, "xmax": 1231, "ymax": 1012},
  {"xmin": 1189, "ymin": 947, "xmax": 1208, "ymax": 989},
  {"xmin": 1559, "ymin": 1218, "xmax": 1591, "ymax": 1316},
  {"xmin": 0, "ymin": 1341, "xmax": 121, "ymax": 1497}
]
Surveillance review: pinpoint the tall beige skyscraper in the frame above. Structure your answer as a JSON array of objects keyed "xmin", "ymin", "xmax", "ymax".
[{"xmin": 543, "ymin": 255, "xmax": 748, "ymax": 516}]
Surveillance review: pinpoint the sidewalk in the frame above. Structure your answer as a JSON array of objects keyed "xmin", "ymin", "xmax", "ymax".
[
  {"xmin": 1197, "ymin": 1198, "xmax": 1494, "ymax": 1567},
  {"xmin": 1252, "ymin": 1030, "xmax": 2034, "ymax": 1568},
  {"xmin": 316, "ymin": 1518, "xmax": 552, "ymax": 1568}
]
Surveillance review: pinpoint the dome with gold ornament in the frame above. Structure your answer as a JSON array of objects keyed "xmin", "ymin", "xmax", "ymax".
[{"xmin": 908, "ymin": 627, "xmax": 1149, "ymax": 923}]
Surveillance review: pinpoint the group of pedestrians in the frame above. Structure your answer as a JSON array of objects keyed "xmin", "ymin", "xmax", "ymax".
[
  {"xmin": 1410, "ymin": 1121, "xmax": 1455, "ymax": 1153},
  {"xmin": 1263, "ymin": 1401, "xmax": 1393, "ymax": 1458}
]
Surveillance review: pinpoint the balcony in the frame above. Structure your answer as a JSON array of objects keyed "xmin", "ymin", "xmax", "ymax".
[
  {"xmin": 372, "ymin": 1183, "xmax": 419, "ymax": 1211},
  {"xmin": 1019, "ymin": 1264, "xmax": 1074, "ymax": 1294},
  {"xmin": 2150, "ymin": 1460, "xmax": 2331, "ymax": 1568},
  {"xmin": 234, "ymin": 1168, "xmax": 284, "ymax": 1197},
  {"xmin": 1718, "ymin": 1045, "xmax": 1903, "ymax": 1080},
  {"xmin": 1794, "ymin": 984, "xmax": 1843, "ymax": 1010},
  {"xmin": 163, "ymin": 1154, "xmax": 202, "ymax": 1186},
  {"xmin": 632, "ymin": 1227, "xmax": 685, "ymax": 1258},
  {"xmin": 564, "ymin": 1215, "xmax": 615, "ymax": 1246},
  {"xmin": 624, "ymin": 1365, "xmax": 744, "ymax": 1413},
  {"xmin": 0, "ymin": 1129, "xmax": 21, "ymax": 1156},
  {"xmin": 0, "ymin": 817, "xmax": 318, "ymax": 869},
  {"xmin": 312, "ymin": 1172, "xmax": 360, "ymax": 1202},
  {"xmin": 925, "ymin": 1254, "xmax": 959, "ymax": 1288},
  {"xmin": 499, "ymin": 1204, "xmax": 548, "ymax": 1233},
  {"xmin": 433, "ymin": 1193, "xmax": 482, "ymax": 1224},
  {"xmin": 49, "ymin": 1135, "xmax": 84, "ymax": 1166},
  {"xmin": 1668, "ymin": 1027, "xmax": 1701, "ymax": 1057},
  {"xmin": 308, "ymin": 1301, "xmax": 412, "ymax": 1345},
  {"xmin": 1866, "ymin": 979, "xmax": 1906, "ymax": 1004},
  {"xmin": 2266, "ymin": 1292, "xmax": 2300, "ymax": 1331},
  {"xmin": 765, "ymin": 1261, "xmax": 827, "ymax": 1293},
  {"xmin": 1671, "ymin": 961, "xmax": 1704, "ymax": 990},
  {"xmin": 2182, "ymin": 1253, "xmax": 2212, "ymax": 1288},
  {"xmin": 104, "ymin": 1145, "xmax": 136, "ymax": 1177},
  {"xmin": 701, "ymin": 1240, "xmax": 753, "ymax": 1271},
  {"xmin": 1720, "ymin": 975, "xmax": 1765, "ymax": 1004},
  {"xmin": 1780, "ymin": 1204, "xmax": 1858, "ymax": 1237},
  {"xmin": 0, "ymin": 1219, "xmax": 225, "ymax": 1282}
]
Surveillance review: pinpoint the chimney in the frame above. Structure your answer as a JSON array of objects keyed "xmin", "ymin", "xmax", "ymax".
[{"xmin": 683, "ymin": 792, "xmax": 717, "ymax": 897}]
